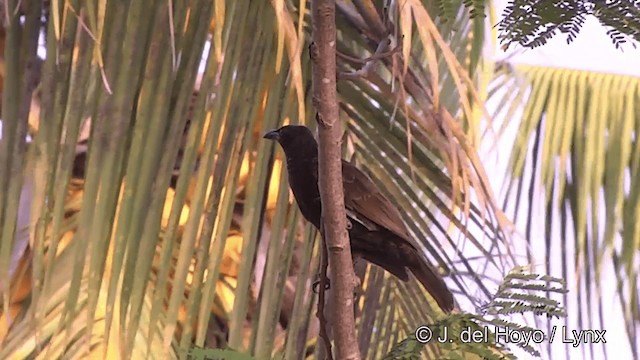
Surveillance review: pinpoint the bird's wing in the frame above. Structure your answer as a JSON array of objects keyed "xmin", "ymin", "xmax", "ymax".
[{"xmin": 341, "ymin": 161, "xmax": 412, "ymax": 241}]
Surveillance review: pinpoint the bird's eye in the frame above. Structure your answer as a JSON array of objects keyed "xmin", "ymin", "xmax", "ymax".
[{"xmin": 346, "ymin": 219, "xmax": 352, "ymax": 229}]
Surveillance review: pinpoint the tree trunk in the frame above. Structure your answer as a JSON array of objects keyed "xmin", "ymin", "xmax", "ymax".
[{"xmin": 310, "ymin": 0, "xmax": 360, "ymax": 359}]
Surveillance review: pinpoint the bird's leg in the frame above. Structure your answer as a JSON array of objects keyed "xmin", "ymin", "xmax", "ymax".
[
  {"xmin": 352, "ymin": 258, "xmax": 365, "ymax": 317},
  {"xmin": 312, "ymin": 274, "xmax": 331, "ymax": 293},
  {"xmin": 316, "ymin": 217, "xmax": 334, "ymax": 360},
  {"xmin": 352, "ymin": 257, "xmax": 364, "ymax": 289},
  {"xmin": 314, "ymin": 219, "xmax": 332, "ymax": 294}
]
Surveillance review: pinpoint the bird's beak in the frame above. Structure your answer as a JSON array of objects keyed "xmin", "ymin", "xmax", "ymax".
[{"xmin": 263, "ymin": 129, "xmax": 280, "ymax": 141}]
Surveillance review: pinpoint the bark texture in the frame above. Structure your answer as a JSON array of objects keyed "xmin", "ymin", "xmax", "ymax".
[{"xmin": 310, "ymin": 0, "xmax": 361, "ymax": 359}]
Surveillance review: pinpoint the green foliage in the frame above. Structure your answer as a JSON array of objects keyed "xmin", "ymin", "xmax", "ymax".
[
  {"xmin": 490, "ymin": 64, "xmax": 640, "ymax": 358},
  {"xmin": 463, "ymin": 0, "xmax": 488, "ymax": 18},
  {"xmin": 483, "ymin": 269, "xmax": 567, "ymax": 318},
  {"xmin": 381, "ymin": 335, "xmax": 425, "ymax": 360},
  {"xmin": 438, "ymin": 0, "xmax": 459, "ymax": 21},
  {"xmin": 384, "ymin": 268, "xmax": 567, "ymax": 359},
  {"xmin": 478, "ymin": 267, "xmax": 567, "ymax": 357},
  {"xmin": 434, "ymin": 0, "xmax": 640, "ymax": 48},
  {"xmin": 497, "ymin": 0, "xmax": 640, "ymax": 49},
  {"xmin": 2, "ymin": 0, "xmax": 512, "ymax": 357},
  {"xmin": 435, "ymin": 0, "xmax": 487, "ymax": 19},
  {"xmin": 185, "ymin": 347, "xmax": 256, "ymax": 360}
]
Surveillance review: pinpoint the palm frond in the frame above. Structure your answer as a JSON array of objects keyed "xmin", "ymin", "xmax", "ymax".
[
  {"xmin": 492, "ymin": 63, "xmax": 640, "ymax": 358},
  {"xmin": 0, "ymin": 0, "xmax": 524, "ymax": 359}
]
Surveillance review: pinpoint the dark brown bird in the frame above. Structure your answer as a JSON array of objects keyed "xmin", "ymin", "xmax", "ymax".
[{"xmin": 264, "ymin": 125, "xmax": 455, "ymax": 313}]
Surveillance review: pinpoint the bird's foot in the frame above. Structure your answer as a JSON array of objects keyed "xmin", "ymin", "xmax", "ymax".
[
  {"xmin": 312, "ymin": 275, "xmax": 331, "ymax": 294},
  {"xmin": 352, "ymin": 274, "xmax": 362, "ymax": 289}
]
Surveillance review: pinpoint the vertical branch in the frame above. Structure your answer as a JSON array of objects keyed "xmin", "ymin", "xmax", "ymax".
[
  {"xmin": 310, "ymin": 1, "xmax": 361, "ymax": 359},
  {"xmin": 316, "ymin": 231, "xmax": 334, "ymax": 360}
]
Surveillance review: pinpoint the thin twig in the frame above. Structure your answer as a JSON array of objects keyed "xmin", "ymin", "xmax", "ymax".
[
  {"xmin": 316, "ymin": 225, "xmax": 334, "ymax": 360},
  {"xmin": 338, "ymin": 37, "xmax": 400, "ymax": 81},
  {"xmin": 337, "ymin": 44, "xmax": 401, "ymax": 64}
]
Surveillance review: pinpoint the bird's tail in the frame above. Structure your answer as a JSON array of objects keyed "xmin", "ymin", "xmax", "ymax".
[{"xmin": 408, "ymin": 259, "xmax": 455, "ymax": 313}]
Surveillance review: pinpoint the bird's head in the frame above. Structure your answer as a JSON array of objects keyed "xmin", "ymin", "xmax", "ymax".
[{"xmin": 263, "ymin": 125, "xmax": 317, "ymax": 154}]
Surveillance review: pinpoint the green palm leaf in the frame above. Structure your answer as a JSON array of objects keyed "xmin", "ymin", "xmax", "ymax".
[{"xmin": 492, "ymin": 63, "xmax": 640, "ymax": 358}]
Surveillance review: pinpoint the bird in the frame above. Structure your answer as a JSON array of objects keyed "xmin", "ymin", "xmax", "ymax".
[{"xmin": 263, "ymin": 124, "xmax": 455, "ymax": 313}]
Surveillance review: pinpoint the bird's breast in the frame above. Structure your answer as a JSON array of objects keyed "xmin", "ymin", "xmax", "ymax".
[{"xmin": 286, "ymin": 160, "xmax": 322, "ymax": 230}]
